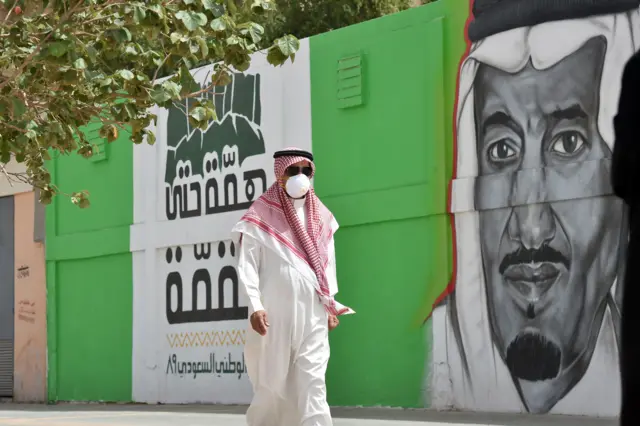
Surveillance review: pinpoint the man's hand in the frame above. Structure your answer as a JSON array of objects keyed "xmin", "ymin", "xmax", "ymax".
[
  {"xmin": 328, "ymin": 315, "xmax": 339, "ymax": 331},
  {"xmin": 250, "ymin": 310, "xmax": 269, "ymax": 336}
]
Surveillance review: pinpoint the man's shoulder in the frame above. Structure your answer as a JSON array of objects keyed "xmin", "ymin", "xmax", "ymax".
[{"xmin": 314, "ymin": 196, "xmax": 338, "ymax": 230}]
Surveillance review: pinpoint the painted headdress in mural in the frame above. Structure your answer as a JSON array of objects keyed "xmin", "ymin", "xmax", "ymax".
[{"xmin": 440, "ymin": 0, "xmax": 640, "ymax": 416}]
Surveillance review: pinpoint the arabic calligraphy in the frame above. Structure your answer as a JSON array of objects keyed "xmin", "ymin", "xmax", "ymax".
[
  {"xmin": 163, "ymin": 71, "xmax": 269, "ymax": 221},
  {"xmin": 165, "ymin": 241, "xmax": 249, "ymax": 324},
  {"xmin": 165, "ymin": 159, "xmax": 268, "ymax": 220},
  {"xmin": 165, "ymin": 352, "xmax": 247, "ymax": 379}
]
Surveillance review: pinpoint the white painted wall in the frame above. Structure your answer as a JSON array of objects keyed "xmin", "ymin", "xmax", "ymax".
[
  {"xmin": 0, "ymin": 160, "xmax": 31, "ymax": 197},
  {"xmin": 131, "ymin": 39, "xmax": 313, "ymax": 404}
]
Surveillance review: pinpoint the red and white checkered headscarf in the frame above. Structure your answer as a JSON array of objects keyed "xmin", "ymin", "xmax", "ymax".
[{"xmin": 239, "ymin": 147, "xmax": 348, "ymax": 316}]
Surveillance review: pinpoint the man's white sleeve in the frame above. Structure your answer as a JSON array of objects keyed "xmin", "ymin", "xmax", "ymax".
[{"xmin": 237, "ymin": 235, "xmax": 264, "ymax": 315}]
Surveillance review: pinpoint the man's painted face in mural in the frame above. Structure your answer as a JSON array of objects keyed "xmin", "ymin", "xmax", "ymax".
[{"xmin": 473, "ymin": 36, "xmax": 625, "ymax": 406}]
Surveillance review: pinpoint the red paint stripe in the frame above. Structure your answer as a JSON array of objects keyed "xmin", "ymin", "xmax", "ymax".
[{"xmin": 426, "ymin": 0, "xmax": 475, "ymax": 325}]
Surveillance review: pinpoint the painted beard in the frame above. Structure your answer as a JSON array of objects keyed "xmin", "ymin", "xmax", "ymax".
[{"xmin": 505, "ymin": 331, "xmax": 562, "ymax": 381}]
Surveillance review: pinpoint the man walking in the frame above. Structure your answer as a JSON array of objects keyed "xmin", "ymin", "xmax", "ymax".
[
  {"xmin": 232, "ymin": 147, "xmax": 354, "ymax": 426},
  {"xmin": 613, "ymin": 51, "xmax": 640, "ymax": 426}
]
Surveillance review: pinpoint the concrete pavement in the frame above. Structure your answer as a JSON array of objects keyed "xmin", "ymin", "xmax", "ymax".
[{"xmin": 0, "ymin": 404, "xmax": 618, "ymax": 426}]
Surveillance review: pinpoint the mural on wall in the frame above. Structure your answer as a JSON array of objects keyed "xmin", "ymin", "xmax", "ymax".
[
  {"xmin": 159, "ymin": 70, "xmax": 268, "ymax": 401},
  {"xmin": 164, "ymin": 72, "xmax": 268, "ymax": 220},
  {"xmin": 132, "ymin": 42, "xmax": 313, "ymax": 403},
  {"xmin": 161, "ymin": 240, "xmax": 250, "ymax": 395},
  {"xmin": 434, "ymin": 0, "xmax": 640, "ymax": 416}
]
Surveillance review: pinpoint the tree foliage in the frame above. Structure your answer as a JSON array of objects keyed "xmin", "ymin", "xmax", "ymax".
[
  {"xmin": 246, "ymin": 0, "xmax": 429, "ymax": 45},
  {"xmin": 0, "ymin": 0, "xmax": 298, "ymax": 207}
]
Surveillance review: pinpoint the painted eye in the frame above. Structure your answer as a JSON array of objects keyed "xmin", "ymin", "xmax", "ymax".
[
  {"xmin": 488, "ymin": 140, "xmax": 517, "ymax": 162},
  {"xmin": 551, "ymin": 131, "xmax": 585, "ymax": 155}
]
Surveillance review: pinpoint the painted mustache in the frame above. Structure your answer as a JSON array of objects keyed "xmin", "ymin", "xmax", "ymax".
[{"xmin": 499, "ymin": 245, "xmax": 571, "ymax": 275}]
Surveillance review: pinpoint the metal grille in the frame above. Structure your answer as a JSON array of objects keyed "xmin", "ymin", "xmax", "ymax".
[{"xmin": 0, "ymin": 340, "xmax": 13, "ymax": 396}]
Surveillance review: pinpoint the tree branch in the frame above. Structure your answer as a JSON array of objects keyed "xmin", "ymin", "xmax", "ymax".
[
  {"xmin": 3, "ymin": 0, "xmax": 20, "ymax": 23},
  {"xmin": 152, "ymin": 54, "xmax": 171, "ymax": 84},
  {"xmin": 0, "ymin": 0, "xmax": 85, "ymax": 92},
  {"xmin": 183, "ymin": 65, "xmax": 232, "ymax": 99}
]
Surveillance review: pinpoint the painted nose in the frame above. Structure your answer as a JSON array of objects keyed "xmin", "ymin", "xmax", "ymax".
[{"xmin": 508, "ymin": 203, "xmax": 556, "ymax": 250}]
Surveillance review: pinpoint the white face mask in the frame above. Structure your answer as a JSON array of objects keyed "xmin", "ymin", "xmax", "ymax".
[{"xmin": 285, "ymin": 174, "xmax": 311, "ymax": 198}]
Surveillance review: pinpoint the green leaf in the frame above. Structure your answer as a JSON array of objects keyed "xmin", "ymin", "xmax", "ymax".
[
  {"xmin": 117, "ymin": 69, "xmax": 135, "ymax": 80},
  {"xmin": 241, "ymin": 22, "xmax": 264, "ymax": 43},
  {"xmin": 73, "ymin": 58, "xmax": 87, "ymax": 70},
  {"xmin": 170, "ymin": 32, "xmax": 188, "ymax": 44},
  {"xmin": 267, "ymin": 46, "xmax": 288, "ymax": 66},
  {"xmin": 213, "ymin": 67, "xmax": 232, "ymax": 86},
  {"xmin": 96, "ymin": 77, "xmax": 112, "ymax": 87},
  {"xmin": 189, "ymin": 106, "xmax": 208, "ymax": 121},
  {"xmin": 226, "ymin": 35, "xmax": 242, "ymax": 45},
  {"xmin": 151, "ymin": 86, "xmax": 171, "ymax": 103},
  {"xmin": 251, "ymin": 0, "xmax": 272, "ymax": 13},
  {"xmin": 11, "ymin": 98, "xmax": 26, "ymax": 118},
  {"xmin": 99, "ymin": 124, "xmax": 120, "ymax": 142},
  {"xmin": 234, "ymin": 59, "xmax": 250, "ymax": 72},
  {"xmin": 210, "ymin": 17, "xmax": 227, "ymax": 31},
  {"xmin": 39, "ymin": 189, "xmax": 53, "ymax": 206},
  {"xmin": 195, "ymin": 37, "xmax": 209, "ymax": 57},
  {"xmin": 144, "ymin": 129, "xmax": 157, "ymax": 145},
  {"xmin": 178, "ymin": 65, "xmax": 201, "ymax": 95},
  {"xmin": 162, "ymin": 81, "xmax": 182, "ymax": 99},
  {"xmin": 106, "ymin": 27, "xmax": 132, "ymax": 43},
  {"xmin": 276, "ymin": 35, "xmax": 299, "ymax": 57},
  {"xmin": 148, "ymin": 4, "xmax": 164, "ymax": 18},
  {"xmin": 133, "ymin": 6, "xmax": 146, "ymax": 23},
  {"xmin": 201, "ymin": 0, "xmax": 223, "ymax": 15},
  {"xmin": 183, "ymin": 0, "xmax": 196, "ymax": 4},
  {"xmin": 71, "ymin": 191, "xmax": 91, "ymax": 208},
  {"xmin": 47, "ymin": 41, "xmax": 70, "ymax": 57},
  {"xmin": 175, "ymin": 10, "xmax": 208, "ymax": 31}
]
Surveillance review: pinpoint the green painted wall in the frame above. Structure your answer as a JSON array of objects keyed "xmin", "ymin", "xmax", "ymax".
[
  {"xmin": 42, "ymin": 0, "xmax": 469, "ymax": 406},
  {"xmin": 46, "ymin": 123, "xmax": 133, "ymax": 402},
  {"xmin": 310, "ymin": 0, "xmax": 467, "ymax": 407}
]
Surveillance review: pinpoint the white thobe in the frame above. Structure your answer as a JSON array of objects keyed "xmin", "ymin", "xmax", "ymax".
[{"xmin": 234, "ymin": 198, "xmax": 338, "ymax": 426}]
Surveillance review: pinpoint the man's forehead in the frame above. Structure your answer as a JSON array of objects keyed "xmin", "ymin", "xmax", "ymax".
[{"xmin": 474, "ymin": 37, "xmax": 606, "ymax": 116}]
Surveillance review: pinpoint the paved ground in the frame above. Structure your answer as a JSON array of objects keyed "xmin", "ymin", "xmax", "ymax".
[{"xmin": 0, "ymin": 404, "xmax": 618, "ymax": 426}]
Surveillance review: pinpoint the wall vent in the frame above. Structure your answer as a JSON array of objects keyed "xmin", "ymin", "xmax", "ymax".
[{"xmin": 337, "ymin": 53, "xmax": 364, "ymax": 109}]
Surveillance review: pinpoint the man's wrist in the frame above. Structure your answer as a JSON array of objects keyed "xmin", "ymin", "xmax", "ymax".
[{"xmin": 249, "ymin": 298, "xmax": 264, "ymax": 316}]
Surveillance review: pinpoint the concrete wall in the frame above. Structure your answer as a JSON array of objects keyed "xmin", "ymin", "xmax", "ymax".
[
  {"xmin": 131, "ymin": 40, "xmax": 313, "ymax": 404},
  {"xmin": 43, "ymin": 0, "xmax": 639, "ymax": 416},
  {"xmin": 0, "ymin": 161, "xmax": 33, "ymax": 198},
  {"xmin": 308, "ymin": 0, "xmax": 466, "ymax": 407},
  {"xmin": 14, "ymin": 191, "xmax": 46, "ymax": 402},
  {"xmin": 46, "ymin": 124, "xmax": 133, "ymax": 402}
]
